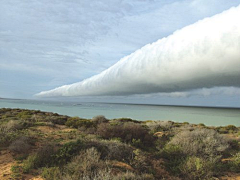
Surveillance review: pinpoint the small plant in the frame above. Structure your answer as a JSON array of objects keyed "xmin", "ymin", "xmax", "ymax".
[
  {"xmin": 41, "ymin": 167, "xmax": 62, "ymax": 180},
  {"xmin": 11, "ymin": 165, "xmax": 23, "ymax": 180}
]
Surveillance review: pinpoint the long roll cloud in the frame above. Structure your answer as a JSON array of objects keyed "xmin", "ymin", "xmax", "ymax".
[{"xmin": 37, "ymin": 5, "xmax": 240, "ymax": 97}]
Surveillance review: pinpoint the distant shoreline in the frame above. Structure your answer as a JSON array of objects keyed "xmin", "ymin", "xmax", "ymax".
[{"xmin": 1, "ymin": 97, "xmax": 240, "ymax": 110}]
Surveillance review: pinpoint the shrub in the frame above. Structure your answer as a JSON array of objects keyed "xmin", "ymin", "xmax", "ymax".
[
  {"xmin": 131, "ymin": 149, "xmax": 151, "ymax": 173},
  {"xmin": 11, "ymin": 165, "xmax": 23, "ymax": 180},
  {"xmin": 23, "ymin": 143, "xmax": 56, "ymax": 172},
  {"xmin": 225, "ymin": 125, "xmax": 238, "ymax": 131},
  {"xmin": 92, "ymin": 115, "xmax": 108, "ymax": 124},
  {"xmin": 160, "ymin": 144, "xmax": 186, "ymax": 175},
  {"xmin": 216, "ymin": 125, "xmax": 238, "ymax": 134},
  {"xmin": 62, "ymin": 147, "xmax": 110, "ymax": 179},
  {"xmin": 87, "ymin": 139, "xmax": 134, "ymax": 163},
  {"xmin": 146, "ymin": 121, "xmax": 173, "ymax": 133},
  {"xmin": 23, "ymin": 139, "xmax": 84, "ymax": 172},
  {"xmin": 198, "ymin": 123, "xmax": 206, "ymax": 127},
  {"xmin": 5, "ymin": 120, "xmax": 24, "ymax": 131},
  {"xmin": 54, "ymin": 139, "xmax": 85, "ymax": 165},
  {"xmin": 151, "ymin": 159, "xmax": 173, "ymax": 179},
  {"xmin": 66, "ymin": 117, "xmax": 94, "ymax": 129},
  {"xmin": 0, "ymin": 124, "xmax": 23, "ymax": 147},
  {"xmin": 113, "ymin": 171, "xmax": 155, "ymax": 180},
  {"xmin": 97, "ymin": 122, "xmax": 155, "ymax": 148},
  {"xmin": 113, "ymin": 118, "xmax": 140, "ymax": 123},
  {"xmin": 228, "ymin": 152, "xmax": 240, "ymax": 172},
  {"xmin": 41, "ymin": 167, "xmax": 62, "ymax": 180},
  {"xmin": 179, "ymin": 156, "xmax": 219, "ymax": 180},
  {"xmin": 23, "ymin": 154, "xmax": 38, "ymax": 173},
  {"xmin": 9, "ymin": 136, "xmax": 32, "ymax": 154},
  {"xmin": 168, "ymin": 128, "xmax": 229, "ymax": 157},
  {"xmin": 49, "ymin": 117, "xmax": 67, "ymax": 125},
  {"xmin": 16, "ymin": 111, "xmax": 32, "ymax": 120}
]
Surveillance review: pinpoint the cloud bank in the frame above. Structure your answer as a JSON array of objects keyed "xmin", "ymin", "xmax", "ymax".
[{"xmin": 37, "ymin": 5, "xmax": 240, "ymax": 97}]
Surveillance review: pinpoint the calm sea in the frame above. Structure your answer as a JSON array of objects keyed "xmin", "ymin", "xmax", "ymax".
[{"xmin": 0, "ymin": 99, "xmax": 239, "ymax": 126}]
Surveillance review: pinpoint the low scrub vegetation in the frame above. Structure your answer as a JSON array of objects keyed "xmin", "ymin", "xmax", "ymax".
[{"xmin": 0, "ymin": 108, "xmax": 239, "ymax": 180}]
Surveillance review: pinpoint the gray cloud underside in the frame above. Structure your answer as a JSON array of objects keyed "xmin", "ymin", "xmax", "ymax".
[{"xmin": 37, "ymin": 5, "xmax": 240, "ymax": 97}]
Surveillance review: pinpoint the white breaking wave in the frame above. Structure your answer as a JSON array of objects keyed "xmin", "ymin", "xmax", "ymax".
[{"xmin": 37, "ymin": 5, "xmax": 240, "ymax": 97}]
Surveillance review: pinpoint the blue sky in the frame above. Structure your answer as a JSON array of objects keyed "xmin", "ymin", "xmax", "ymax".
[{"xmin": 1, "ymin": 0, "xmax": 240, "ymax": 107}]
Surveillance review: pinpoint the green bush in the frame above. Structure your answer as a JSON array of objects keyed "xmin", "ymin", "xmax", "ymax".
[
  {"xmin": 66, "ymin": 117, "xmax": 94, "ymax": 129},
  {"xmin": 54, "ymin": 139, "xmax": 85, "ymax": 165},
  {"xmin": 113, "ymin": 118, "xmax": 140, "ymax": 124},
  {"xmin": 228, "ymin": 152, "xmax": 240, "ymax": 172},
  {"xmin": 16, "ymin": 111, "xmax": 32, "ymax": 120},
  {"xmin": 61, "ymin": 147, "xmax": 112, "ymax": 180},
  {"xmin": 92, "ymin": 115, "xmax": 108, "ymax": 124},
  {"xmin": 23, "ymin": 144, "xmax": 56, "ymax": 172},
  {"xmin": 41, "ymin": 167, "xmax": 62, "ymax": 180},
  {"xmin": 23, "ymin": 154, "xmax": 38, "ymax": 173},
  {"xmin": 9, "ymin": 136, "xmax": 33, "ymax": 154},
  {"xmin": 145, "ymin": 121, "xmax": 173, "ymax": 133},
  {"xmin": 97, "ymin": 122, "xmax": 155, "ymax": 148},
  {"xmin": 160, "ymin": 144, "xmax": 186, "ymax": 175},
  {"xmin": 168, "ymin": 128, "xmax": 229, "ymax": 157},
  {"xmin": 11, "ymin": 165, "xmax": 23, "ymax": 180},
  {"xmin": 87, "ymin": 139, "xmax": 134, "ymax": 163},
  {"xmin": 0, "ymin": 124, "xmax": 24, "ymax": 147},
  {"xmin": 179, "ymin": 156, "xmax": 218, "ymax": 180}
]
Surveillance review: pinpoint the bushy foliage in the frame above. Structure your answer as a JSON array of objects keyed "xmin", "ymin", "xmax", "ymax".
[
  {"xmin": 49, "ymin": 117, "xmax": 68, "ymax": 125},
  {"xmin": 42, "ymin": 147, "xmax": 111, "ymax": 180},
  {"xmin": 23, "ymin": 143, "xmax": 56, "ymax": 172},
  {"xmin": 160, "ymin": 144, "xmax": 186, "ymax": 175},
  {"xmin": 66, "ymin": 117, "xmax": 94, "ymax": 129},
  {"xmin": 41, "ymin": 167, "xmax": 62, "ymax": 180},
  {"xmin": 0, "ymin": 123, "xmax": 25, "ymax": 147},
  {"xmin": 16, "ymin": 111, "xmax": 32, "ymax": 120},
  {"xmin": 63, "ymin": 147, "xmax": 108, "ymax": 179},
  {"xmin": 5, "ymin": 120, "xmax": 24, "ymax": 130},
  {"xmin": 92, "ymin": 115, "xmax": 108, "ymax": 124},
  {"xmin": 216, "ymin": 125, "xmax": 239, "ymax": 134},
  {"xmin": 227, "ymin": 152, "xmax": 240, "ymax": 172},
  {"xmin": 97, "ymin": 122, "xmax": 155, "ymax": 148},
  {"xmin": 54, "ymin": 139, "xmax": 85, "ymax": 165},
  {"xmin": 179, "ymin": 156, "xmax": 219, "ymax": 180},
  {"xmin": 41, "ymin": 147, "xmax": 153, "ymax": 180},
  {"xmin": 146, "ymin": 120, "xmax": 174, "ymax": 133},
  {"xmin": 8, "ymin": 136, "xmax": 33, "ymax": 153},
  {"xmin": 87, "ymin": 139, "xmax": 134, "ymax": 163},
  {"xmin": 168, "ymin": 128, "xmax": 229, "ymax": 157},
  {"xmin": 23, "ymin": 139, "xmax": 85, "ymax": 172},
  {"xmin": 113, "ymin": 118, "xmax": 140, "ymax": 124}
]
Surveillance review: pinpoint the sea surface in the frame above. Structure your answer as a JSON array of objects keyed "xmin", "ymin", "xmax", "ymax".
[{"xmin": 0, "ymin": 98, "xmax": 240, "ymax": 126}]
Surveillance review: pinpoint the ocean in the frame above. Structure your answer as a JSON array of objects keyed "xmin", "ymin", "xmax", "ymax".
[{"xmin": 0, "ymin": 98, "xmax": 239, "ymax": 126}]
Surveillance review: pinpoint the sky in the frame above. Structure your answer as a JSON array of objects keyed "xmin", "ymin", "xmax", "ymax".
[{"xmin": 1, "ymin": 0, "xmax": 240, "ymax": 107}]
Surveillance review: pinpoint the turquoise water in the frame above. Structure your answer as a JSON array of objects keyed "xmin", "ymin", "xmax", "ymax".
[{"xmin": 0, "ymin": 99, "xmax": 239, "ymax": 126}]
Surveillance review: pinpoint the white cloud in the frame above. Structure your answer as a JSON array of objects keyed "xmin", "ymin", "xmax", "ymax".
[
  {"xmin": 157, "ymin": 87, "xmax": 240, "ymax": 98},
  {"xmin": 37, "ymin": 5, "xmax": 240, "ymax": 97}
]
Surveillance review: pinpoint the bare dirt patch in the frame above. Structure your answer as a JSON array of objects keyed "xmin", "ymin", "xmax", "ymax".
[{"xmin": 0, "ymin": 150, "xmax": 14, "ymax": 180}]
